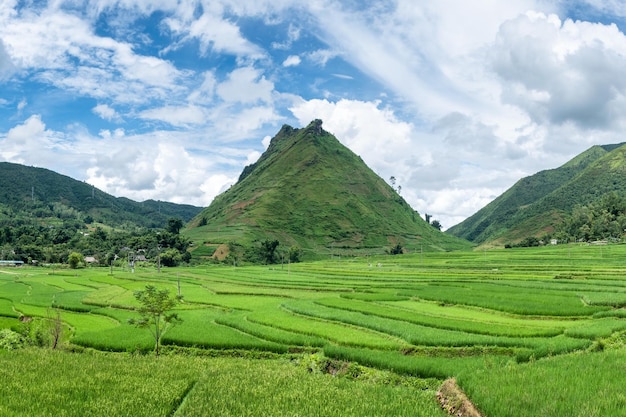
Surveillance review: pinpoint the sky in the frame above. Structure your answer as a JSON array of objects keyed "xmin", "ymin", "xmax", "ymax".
[{"xmin": 2, "ymin": 1, "xmax": 626, "ymax": 230}]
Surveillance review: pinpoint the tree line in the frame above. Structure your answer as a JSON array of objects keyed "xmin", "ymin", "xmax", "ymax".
[
  {"xmin": 509, "ymin": 192, "xmax": 626, "ymax": 247},
  {"xmin": 0, "ymin": 216, "xmax": 191, "ymax": 267}
]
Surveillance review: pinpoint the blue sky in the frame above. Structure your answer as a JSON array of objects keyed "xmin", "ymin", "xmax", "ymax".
[{"xmin": 1, "ymin": 1, "xmax": 626, "ymax": 229}]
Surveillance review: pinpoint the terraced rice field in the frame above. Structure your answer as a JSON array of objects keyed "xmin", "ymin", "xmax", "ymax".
[{"xmin": 3, "ymin": 243, "xmax": 626, "ymax": 416}]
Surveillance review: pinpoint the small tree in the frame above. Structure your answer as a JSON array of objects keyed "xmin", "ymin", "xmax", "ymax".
[
  {"xmin": 260, "ymin": 239, "xmax": 279, "ymax": 264},
  {"xmin": 48, "ymin": 308, "xmax": 63, "ymax": 350},
  {"xmin": 390, "ymin": 243, "xmax": 403, "ymax": 255},
  {"xmin": 67, "ymin": 252, "xmax": 83, "ymax": 269},
  {"xmin": 159, "ymin": 248, "xmax": 183, "ymax": 267},
  {"xmin": 288, "ymin": 246, "xmax": 302, "ymax": 263},
  {"xmin": 166, "ymin": 218, "xmax": 184, "ymax": 235},
  {"xmin": 128, "ymin": 285, "xmax": 182, "ymax": 356}
]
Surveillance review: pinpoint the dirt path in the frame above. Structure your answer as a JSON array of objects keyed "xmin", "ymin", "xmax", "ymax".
[{"xmin": 437, "ymin": 378, "xmax": 484, "ymax": 417}]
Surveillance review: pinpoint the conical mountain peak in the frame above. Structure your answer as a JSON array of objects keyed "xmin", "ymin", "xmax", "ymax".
[{"xmin": 190, "ymin": 120, "xmax": 470, "ymax": 259}]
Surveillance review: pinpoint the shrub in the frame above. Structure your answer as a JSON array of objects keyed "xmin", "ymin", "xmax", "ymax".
[{"xmin": 0, "ymin": 329, "xmax": 25, "ymax": 351}]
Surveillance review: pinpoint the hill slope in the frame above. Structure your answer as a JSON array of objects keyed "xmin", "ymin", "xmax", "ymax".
[
  {"xmin": 447, "ymin": 143, "xmax": 626, "ymax": 245},
  {"xmin": 187, "ymin": 120, "xmax": 471, "ymax": 257},
  {"xmin": 0, "ymin": 162, "xmax": 202, "ymax": 228}
]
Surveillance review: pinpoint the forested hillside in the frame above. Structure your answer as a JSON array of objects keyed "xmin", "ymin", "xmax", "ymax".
[
  {"xmin": 447, "ymin": 143, "xmax": 626, "ymax": 246},
  {"xmin": 0, "ymin": 162, "xmax": 200, "ymax": 265}
]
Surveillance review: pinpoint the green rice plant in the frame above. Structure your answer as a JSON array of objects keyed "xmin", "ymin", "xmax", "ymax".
[
  {"xmin": 580, "ymin": 292, "xmax": 626, "ymax": 307},
  {"xmin": 163, "ymin": 308, "xmax": 288, "ymax": 352},
  {"xmin": 175, "ymin": 356, "xmax": 447, "ymax": 417},
  {"xmin": 51, "ymin": 291, "xmax": 95, "ymax": 312},
  {"xmin": 564, "ymin": 317, "xmax": 626, "ymax": 339},
  {"xmin": 400, "ymin": 281, "xmax": 608, "ymax": 316},
  {"xmin": 513, "ymin": 335, "xmax": 591, "ymax": 362},
  {"xmin": 72, "ymin": 326, "xmax": 154, "ymax": 352},
  {"xmin": 0, "ymin": 281, "xmax": 34, "ymax": 303},
  {"xmin": 0, "ymin": 317, "xmax": 19, "ymax": 330},
  {"xmin": 0, "ymin": 298, "xmax": 18, "ymax": 318},
  {"xmin": 594, "ymin": 309, "xmax": 626, "ymax": 318},
  {"xmin": 89, "ymin": 307, "xmax": 134, "ymax": 322},
  {"xmin": 0, "ymin": 350, "xmax": 200, "ymax": 416},
  {"xmin": 82, "ymin": 285, "xmax": 134, "ymax": 308},
  {"xmin": 64, "ymin": 276, "xmax": 109, "ymax": 289},
  {"xmin": 185, "ymin": 293, "xmax": 289, "ymax": 311},
  {"xmin": 247, "ymin": 306, "xmax": 405, "ymax": 350},
  {"xmin": 18, "ymin": 281, "xmax": 60, "ymax": 307},
  {"xmin": 386, "ymin": 299, "xmax": 584, "ymax": 332},
  {"xmin": 283, "ymin": 300, "xmax": 590, "ymax": 355},
  {"xmin": 323, "ymin": 344, "xmax": 510, "ymax": 379},
  {"xmin": 215, "ymin": 312, "xmax": 325, "ymax": 348},
  {"xmin": 341, "ymin": 292, "xmax": 410, "ymax": 301},
  {"xmin": 457, "ymin": 350, "xmax": 626, "ymax": 417},
  {"xmin": 30, "ymin": 274, "xmax": 95, "ymax": 291},
  {"xmin": 322, "ymin": 297, "xmax": 564, "ymax": 337},
  {"xmin": 88, "ymin": 274, "xmax": 139, "ymax": 287}
]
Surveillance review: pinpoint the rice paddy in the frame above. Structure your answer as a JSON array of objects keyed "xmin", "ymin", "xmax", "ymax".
[{"xmin": 2, "ymin": 243, "xmax": 626, "ymax": 416}]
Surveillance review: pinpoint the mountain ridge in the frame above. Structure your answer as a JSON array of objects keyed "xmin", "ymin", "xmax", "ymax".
[
  {"xmin": 447, "ymin": 142, "xmax": 626, "ymax": 245},
  {"xmin": 187, "ymin": 120, "xmax": 471, "ymax": 258},
  {"xmin": 0, "ymin": 161, "xmax": 202, "ymax": 228}
]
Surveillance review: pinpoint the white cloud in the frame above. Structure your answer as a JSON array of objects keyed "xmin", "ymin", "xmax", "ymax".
[
  {"xmin": 272, "ymin": 23, "xmax": 301, "ymax": 50},
  {"xmin": 3, "ymin": 0, "xmax": 626, "ymax": 231},
  {"xmin": 0, "ymin": 4, "xmax": 186, "ymax": 106},
  {"xmin": 216, "ymin": 67, "xmax": 275, "ymax": 104},
  {"xmin": 262, "ymin": 135, "xmax": 272, "ymax": 149},
  {"xmin": 0, "ymin": 39, "xmax": 15, "ymax": 80},
  {"xmin": 139, "ymin": 105, "xmax": 207, "ymax": 127},
  {"xmin": 282, "ymin": 55, "xmax": 301, "ymax": 67},
  {"xmin": 492, "ymin": 12, "xmax": 626, "ymax": 130},
  {"xmin": 0, "ymin": 115, "xmax": 68, "ymax": 169},
  {"xmin": 306, "ymin": 49, "xmax": 340, "ymax": 66},
  {"xmin": 187, "ymin": 71, "xmax": 217, "ymax": 104},
  {"xmin": 93, "ymin": 103, "xmax": 122, "ymax": 122},
  {"xmin": 163, "ymin": 6, "xmax": 266, "ymax": 61}
]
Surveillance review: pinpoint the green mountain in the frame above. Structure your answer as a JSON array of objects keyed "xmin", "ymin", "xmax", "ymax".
[
  {"xmin": 186, "ymin": 120, "xmax": 471, "ymax": 258},
  {"xmin": 447, "ymin": 142, "xmax": 626, "ymax": 245},
  {"xmin": 0, "ymin": 161, "xmax": 202, "ymax": 228}
]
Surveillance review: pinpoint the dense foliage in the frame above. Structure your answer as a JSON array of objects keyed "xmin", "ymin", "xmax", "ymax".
[
  {"xmin": 0, "ymin": 214, "xmax": 191, "ymax": 266},
  {"xmin": 508, "ymin": 192, "xmax": 626, "ymax": 247},
  {"xmin": 0, "ymin": 162, "xmax": 202, "ymax": 266},
  {"xmin": 449, "ymin": 143, "xmax": 626, "ymax": 245}
]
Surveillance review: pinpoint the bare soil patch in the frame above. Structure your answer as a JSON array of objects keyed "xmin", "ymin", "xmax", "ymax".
[
  {"xmin": 437, "ymin": 378, "xmax": 484, "ymax": 417},
  {"xmin": 211, "ymin": 243, "xmax": 230, "ymax": 261}
]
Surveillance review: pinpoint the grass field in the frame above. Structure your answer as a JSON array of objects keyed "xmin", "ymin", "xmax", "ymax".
[{"xmin": 2, "ymin": 243, "xmax": 626, "ymax": 415}]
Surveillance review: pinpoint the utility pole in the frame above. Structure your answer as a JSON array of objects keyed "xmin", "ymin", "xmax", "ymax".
[{"xmin": 157, "ymin": 244, "xmax": 161, "ymax": 273}]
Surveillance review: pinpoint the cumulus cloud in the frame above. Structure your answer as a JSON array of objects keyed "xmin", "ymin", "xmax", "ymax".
[
  {"xmin": 491, "ymin": 12, "xmax": 626, "ymax": 130},
  {"xmin": 216, "ymin": 67, "xmax": 275, "ymax": 104},
  {"xmin": 93, "ymin": 104, "xmax": 122, "ymax": 122},
  {"xmin": 3, "ymin": 0, "xmax": 626, "ymax": 229},
  {"xmin": 282, "ymin": 55, "xmax": 301, "ymax": 67}
]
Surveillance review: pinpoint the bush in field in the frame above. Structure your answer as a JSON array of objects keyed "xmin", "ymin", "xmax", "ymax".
[
  {"xmin": 288, "ymin": 245, "xmax": 302, "ymax": 263},
  {"xmin": 159, "ymin": 248, "xmax": 183, "ymax": 267},
  {"xmin": 0, "ymin": 329, "xmax": 25, "ymax": 351},
  {"xmin": 67, "ymin": 251, "xmax": 84, "ymax": 269},
  {"xmin": 128, "ymin": 285, "xmax": 182, "ymax": 356}
]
